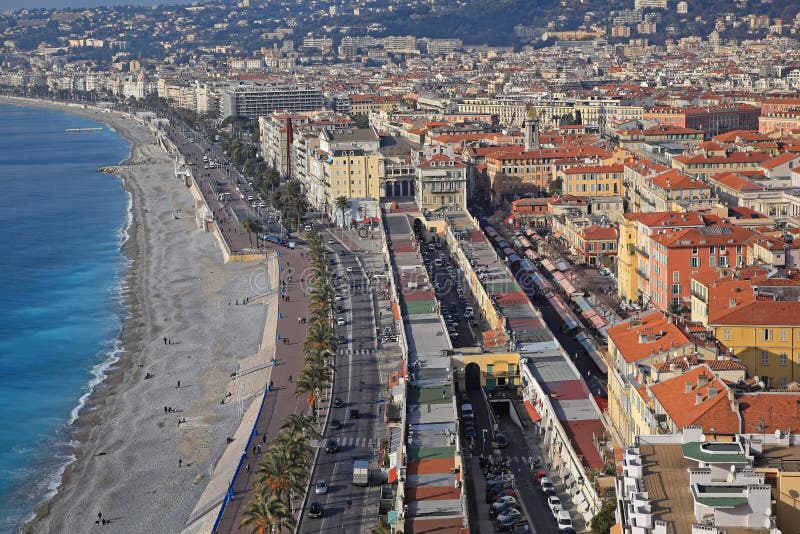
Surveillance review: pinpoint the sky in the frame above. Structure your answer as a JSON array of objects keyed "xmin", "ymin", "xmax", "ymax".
[{"xmin": 1, "ymin": 0, "xmax": 194, "ymax": 11}]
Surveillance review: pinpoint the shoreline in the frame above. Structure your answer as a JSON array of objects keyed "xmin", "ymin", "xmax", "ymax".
[{"xmin": 2, "ymin": 96, "xmax": 270, "ymax": 534}]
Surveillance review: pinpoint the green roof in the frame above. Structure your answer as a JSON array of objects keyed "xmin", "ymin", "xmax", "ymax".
[
  {"xmin": 682, "ymin": 442, "xmax": 748, "ymax": 464},
  {"xmin": 691, "ymin": 485, "xmax": 749, "ymax": 509},
  {"xmin": 401, "ymin": 300, "xmax": 438, "ymax": 316},
  {"xmin": 407, "ymin": 386, "xmax": 451, "ymax": 405},
  {"xmin": 407, "ymin": 446, "xmax": 456, "ymax": 461}
]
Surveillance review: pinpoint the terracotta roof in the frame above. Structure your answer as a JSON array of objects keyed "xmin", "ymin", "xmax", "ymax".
[
  {"xmin": 710, "ymin": 300, "xmax": 800, "ymax": 326},
  {"xmin": 563, "ymin": 164, "xmax": 624, "ymax": 175},
  {"xmin": 651, "ymin": 225, "xmax": 754, "ymax": 248},
  {"xmin": 711, "ymin": 172, "xmax": 764, "ymax": 192},
  {"xmin": 761, "ymin": 152, "xmax": 799, "ymax": 169},
  {"xmin": 739, "ymin": 392, "xmax": 800, "ymax": 434},
  {"xmin": 624, "ymin": 211, "xmax": 705, "ymax": 228},
  {"xmin": 673, "ymin": 151, "xmax": 771, "ymax": 165},
  {"xmin": 650, "ymin": 169, "xmax": 709, "ymax": 190},
  {"xmin": 649, "ymin": 365, "xmax": 740, "ymax": 434},
  {"xmin": 607, "ymin": 312, "xmax": 693, "ymax": 364},
  {"xmin": 582, "ymin": 225, "xmax": 618, "ymax": 241}
]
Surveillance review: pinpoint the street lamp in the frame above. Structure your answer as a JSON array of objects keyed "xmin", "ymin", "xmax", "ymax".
[{"xmin": 482, "ymin": 428, "xmax": 488, "ymax": 459}]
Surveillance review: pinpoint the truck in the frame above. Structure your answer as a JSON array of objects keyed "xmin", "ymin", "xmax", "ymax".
[{"xmin": 353, "ymin": 460, "xmax": 369, "ymax": 486}]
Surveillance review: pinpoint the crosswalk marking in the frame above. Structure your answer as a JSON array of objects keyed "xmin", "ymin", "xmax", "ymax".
[{"xmin": 329, "ymin": 436, "xmax": 372, "ymax": 448}]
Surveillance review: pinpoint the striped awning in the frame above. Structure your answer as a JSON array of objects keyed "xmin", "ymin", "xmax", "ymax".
[{"xmin": 524, "ymin": 400, "xmax": 542, "ymax": 423}]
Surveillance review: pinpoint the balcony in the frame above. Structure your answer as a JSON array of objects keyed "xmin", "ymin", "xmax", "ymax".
[
  {"xmin": 690, "ymin": 288, "xmax": 705, "ymax": 301},
  {"xmin": 636, "ymin": 268, "xmax": 650, "ymax": 281},
  {"xmin": 635, "ymin": 246, "xmax": 649, "ymax": 259}
]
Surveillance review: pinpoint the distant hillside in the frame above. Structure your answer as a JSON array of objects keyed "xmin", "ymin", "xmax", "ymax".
[{"xmin": 301, "ymin": 0, "xmax": 799, "ymax": 47}]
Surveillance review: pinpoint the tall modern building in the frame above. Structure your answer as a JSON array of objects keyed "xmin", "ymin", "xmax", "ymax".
[{"xmin": 220, "ymin": 85, "xmax": 324, "ymax": 119}]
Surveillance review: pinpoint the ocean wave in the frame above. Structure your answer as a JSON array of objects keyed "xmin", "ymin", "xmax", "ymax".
[
  {"xmin": 117, "ymin": 187, "xmax": 133, "ymax": 247},
  {"xmin": 68, "ymin": 340, "xmax": 124, "ymax": 426}
]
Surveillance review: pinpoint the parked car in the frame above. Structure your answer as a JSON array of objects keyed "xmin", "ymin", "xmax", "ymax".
[
  {"xmin": 492, "ymin": 502, "xmax": 520, "ymax": 518},
  {"xmin": 492, "ymin": 496, "xmax": 517, "ymax": 509},
  {"xmin": 308, "ymin": 502, "xmax": 323, "ymax": 518},
  {"xmin": 556, "ymin": 511, "xmax": 573, "ymax": 530},
  {"xmin": 487, "ymin": 473, "xmax": 515, "ymax": 486},
  {"xmin": 539, "ymin": 477, "xmax": 554, "ymax": 491},
  {"xmin": 315, "ymin": 480, "xmax": 328, "ymax": 495},
  {"xmin": 548, "ymin": 495, "xmax": 563, "ymax": 514},
  {"xmin": 496, "ymin": 509, "xmax": 523, "ymax": 524}
]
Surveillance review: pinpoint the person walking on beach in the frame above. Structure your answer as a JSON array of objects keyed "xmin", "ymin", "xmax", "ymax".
[
  {"xmin": 163, "ymin": 337, "xmax": 167, "ymax": 345},
  {"xmin": 96, "ymin": 511, "xmax": 103, "ymax": 525},
  {"xmin": 178, "ymin": 458, "xmax": 182, "ymax": 468},
  {"xmin": 177, "ymin": 380, "xmax": 181, "ymax": 388}
]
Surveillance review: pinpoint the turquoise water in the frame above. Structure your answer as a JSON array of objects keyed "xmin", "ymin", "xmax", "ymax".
[{"xmin": 0, "ymin": 103, "xmax": 131, "ymax": 530}]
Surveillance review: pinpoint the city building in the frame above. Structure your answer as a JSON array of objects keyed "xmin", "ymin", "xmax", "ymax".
[
  {"xmin": 413, "ymin": 145, "xmax": 469, "ymax": 212},
  {"xmin": 221, "ymin": 84, "xmax": 324, "ymax": 119}
]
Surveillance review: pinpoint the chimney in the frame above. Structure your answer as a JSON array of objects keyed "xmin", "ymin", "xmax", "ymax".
[
  {"xmin": 708, "ymin": 386, "xmax": 718, "ymax": 398},
  {"xmin": 685, "ymin": 381, "xmax": 693, "ymax": 393},
  {"xmin": 695, "ymin": 392, "xmax": 704, "ymax": 405},
  {"xmin": 698, "ymin": 374, "xmax": 709, "ymax": 388}
]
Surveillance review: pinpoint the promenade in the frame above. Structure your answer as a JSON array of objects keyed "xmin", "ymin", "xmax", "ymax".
[{"xmin": 213, "ymin": 246, "xmax": 313, "ymax": 533}]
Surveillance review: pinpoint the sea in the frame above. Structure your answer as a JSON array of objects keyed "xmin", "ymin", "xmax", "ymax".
[{"xmin": 0, "ymin": 103, "xmax": 131, "ymax": 531}]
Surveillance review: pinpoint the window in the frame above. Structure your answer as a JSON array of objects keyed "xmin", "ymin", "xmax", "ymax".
[
  {"xmin": 763, "ymin": 329, "xmax": 772, "ymax": 341},
  {"xmin": 780, "ymin": 376, "xmax": 788, "ymax": 388},
  {"xmin": 779, "ymin": 353, "xmax": 788, "ymax": 366},
  {"xmin": 723, "ymin": 328, "xmax": 731, "ymax": 341},
  {"xmin": 673, "ymin": 271, "xmax": 680, "ymax": 282},
  {"xmin": 709, "ymin": 246, "xmax": 716, "ymax": 254},
  {"xmin": 781, "ymin": 329, "xmax": 788, "ymax": 342},
  {"xmin": 737, "ymin": 245, "xmax": 743, "ymax": 254},
  {"xmin": 761, "ymin": 351, "xmax": 769, "ymax": 366},
  {"xmin": 486, "ymin": 364, "xmax": 494, "ymax": 376},
  {"xmin": 692, "ymin": 246, "xmax": 698, "ymax": 255},
  {"xmin": 691, "ymin": 257, "xmax": 700, "ymax": 268},
  {"xmin": 719, "ymin": 256, "xmax": 729, "ymax": 267},
  {"xmin": 672, "ymin": 284, "xmax": 681, "ymax": 295}
]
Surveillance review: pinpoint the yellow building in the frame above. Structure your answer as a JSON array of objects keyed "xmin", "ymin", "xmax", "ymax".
[
  {"xmin": 560, "ymin": 164, "xmax": 624, "ymax": 197},
  {"xmin": 616, "ymin": 216, "xmax": 639, "ymax": 302},
  {"xmin": 709, "ymin": 301, "xmax": 800, "ymax": 389},
  {"xmin": 326, "ymin": 150, "xmax": 383, "ymax": 204},
  {"xmin": 451, "ymin": 352, "xmax": 520, "ymax": 390}
]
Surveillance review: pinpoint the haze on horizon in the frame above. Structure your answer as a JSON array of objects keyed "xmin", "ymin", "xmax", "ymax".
[{"xmin": 1, "ymin": 0, "xmax": 193, "ymax": 12}]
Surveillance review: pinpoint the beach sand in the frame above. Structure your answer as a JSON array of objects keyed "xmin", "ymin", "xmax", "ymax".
[{"xmin": 4, "ymin": 98, "xmax": 271, "ymax": 534}]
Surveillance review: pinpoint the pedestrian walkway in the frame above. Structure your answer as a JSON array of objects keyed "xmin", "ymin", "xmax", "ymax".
[{"xmin": 205, "ymin": 247, "xmax": 313, "ymax": 534}]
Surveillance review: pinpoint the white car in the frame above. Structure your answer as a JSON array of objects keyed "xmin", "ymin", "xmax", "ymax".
[
  {"xmin": 540, "ymin": 477, "xmax": 554, "ymax": 492},
  {"xmin": 556, "ymin": 510, "xmax": 573, "ymax": 530},
  {"xmin": 315, "ymin": 480, "xmax": 328, "ymax": 495},
  {"xmin": 337, "ymin": 317, "xmax": 346, "ymax": 326},
  {"xmin": 548, "ymin": 495, "xmax": 562, "ymax": 514},
  {"xmin": 346, "ymin": 266, "xmax": 353, "ymax": 273}
]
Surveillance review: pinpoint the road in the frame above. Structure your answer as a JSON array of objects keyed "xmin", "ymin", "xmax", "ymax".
[
  {"xmin": 463, "ymin": 379, "xmax": 560, "ymax": 534},
  {"xmin": 296, "ymin": 230, "xmax": 382, "ymax": 533}
]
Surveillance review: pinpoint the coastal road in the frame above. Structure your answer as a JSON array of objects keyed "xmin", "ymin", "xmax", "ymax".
[{"xmin": 296, "ymin": 231, "xmax": 382, "ymax": 534}]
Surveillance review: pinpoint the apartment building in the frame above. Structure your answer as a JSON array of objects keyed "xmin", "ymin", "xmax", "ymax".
[
  {"xmin": 625, "ymin": 166, "xmax": 714, "ymax": 213},
  {"xmin": 220, "ymin": 84, "xmax": 324, "ymax": 119},
  {"xmin": 550, "ymin": 211, "xmax": 618, "ymax": 266},
  {"xmin": 560, "ymin": 164, "xmax": 624, "ymax": 197},
  {"xmin": 413, "ymin": 145, "xmax": 468, "ymax": 212},
  {"xmin": 486, "ymin": 145, "xmax": 612, "ymax": 201},
  {"xmin": 617, "ymin": 430, "xmax": 778, "ymax": 534},
  {"xmin": 617, "ymin": 211, "xmax": 706, "ymax": 303},
  {"xmin": 644, "ymin": 105, "xmax": 760, "ymax": 137}
]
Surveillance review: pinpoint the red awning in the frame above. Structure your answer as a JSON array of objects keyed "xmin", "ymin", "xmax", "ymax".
[
  {"xmin": 524, "ymin": 401, "xmax": 542, "ymax": 423},
  {"xmin": 388, "ymin": 466, "xmax": 398, "ymax": 483}
]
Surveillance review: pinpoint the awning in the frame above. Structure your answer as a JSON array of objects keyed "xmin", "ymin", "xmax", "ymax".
[
  {"xmin": 388, "ymin": 466, "xmax": 398, "ymax": 483},
  {"xmin": 388, "ymin": 510, "xmax": 399, "ymax": 526},
  {"xmin": 524, "ymin": 400, "xmax": 542, "ymax": 422}
]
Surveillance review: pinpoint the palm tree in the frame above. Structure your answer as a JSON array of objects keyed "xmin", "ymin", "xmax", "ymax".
[
  {"xmin": 253, "ymin": 448, "xmax": 307, "ymax": 504},
  {"xmin": 370, "ymin": 519, "xmax": 392, "ymax": 534},
  {"xmin": 241, "ymin": 218, "xmax": 255, "ymax": 248},
  {"xmin": 239, "ymin": 492, "xmax": 292, "ymax": 534},
  {"xmin": 295, "ymin": 364, "xmax": 330, "ymax": 412},
  {"xmin": 334, "ymin": 196, "xmax": 348, "ymax": 230},
  {"xmin": 281, "ymin": 414, "xmax": 321, "ymax": 442},
  {"xmin": 304, "ymin": 322, "xmax": 337, "ymax": 354}
]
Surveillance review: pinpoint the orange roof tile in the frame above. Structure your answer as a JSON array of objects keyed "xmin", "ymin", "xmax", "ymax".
[
  {"xmin": 649, "ymin": 366, "xmax": 740, "ymax": 433},
  {"xmin": 607, "ymin": 312, "xmax": 693, "ymax": 364}
]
